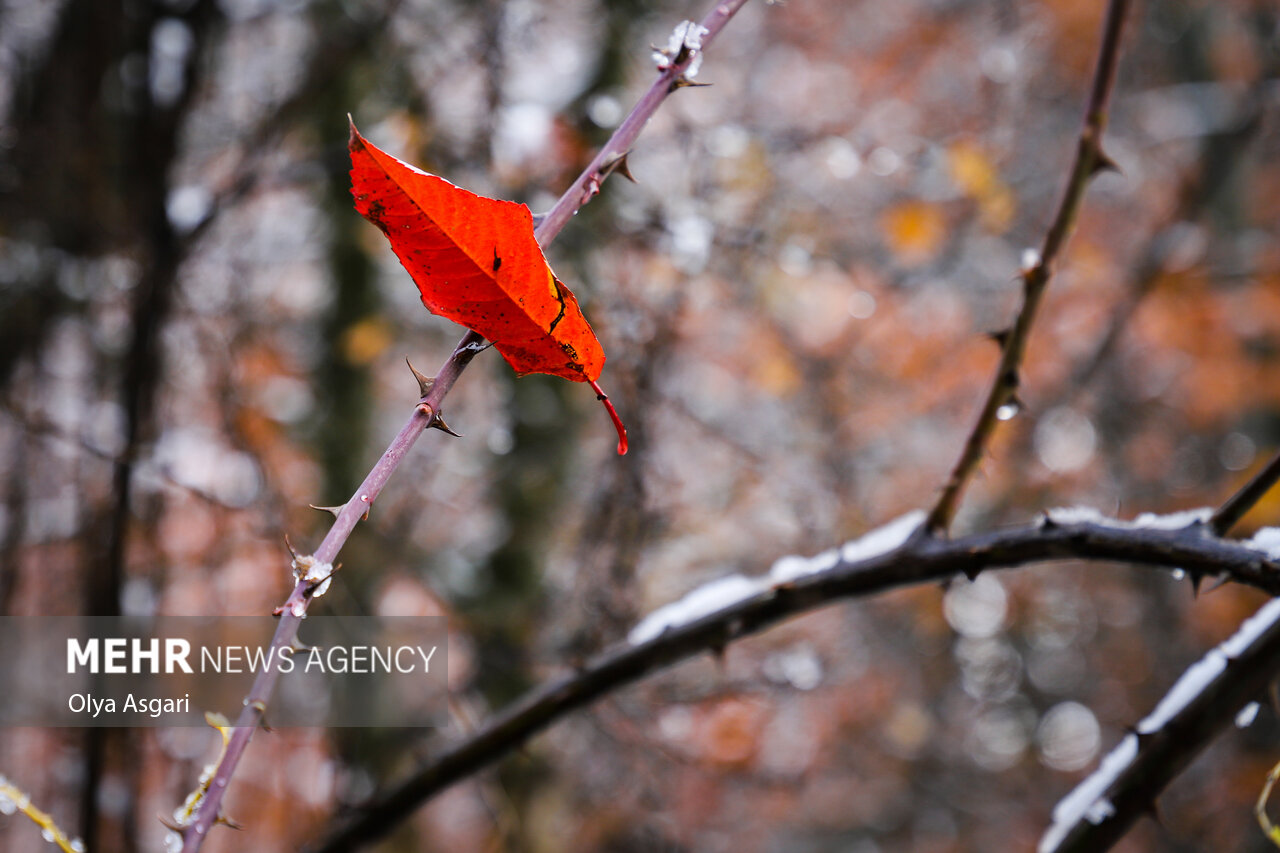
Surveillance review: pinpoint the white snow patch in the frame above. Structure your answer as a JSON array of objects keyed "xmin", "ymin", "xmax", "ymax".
[
  {"xmin": 1085, "ymin": 798, "xmax": 1115, "ymax": 824},
  {"xmin": 1044, "ymin": 506, "xmax": 1211, "ymax": 530},
  {"xmin": 768, "ymin": 549, "xmax": 839, "ymax": 585},
  {"xmin": 292, "ymin": 554, "xmax": 334, "ymax": 600},
  {"xmin": 1236, "ymin": 702, "xmax": 1261, "ymax": 728},
  {"xmin": 1038, "ymin": 735, "xmax": 1137, "ymax": 852},
  {"xmin": 1043, "ymin": 506, "xmax": 1109, "ymax": 526},
  {"xmin": 1138, "ymin": 596, "xmax": 1280, "ymax": 734},
  {"xmin": 840, "ymin": 510, "xmax": 926, "ymax": 564},
  {"xmin": 628, "ymin": 574, "xmax": 762, "ymax": 645},
  {"xmin": 1245, "ymin": 527, "xmax": 1280, "ymax": 560},
  {"xmin": 653, "ymin": 20, "xmax": 709, "ymax": 77},
  {"xmin": 1219, "ymin": 595, "xmax": 1280, "ymax": 657},
  {"xmin": 766, "ymin": 511, "xmax": 923, "ymax": 586},
  {"xmin": 1136, "ymin": 651, "xmax": 1227, "ymax": 735}
]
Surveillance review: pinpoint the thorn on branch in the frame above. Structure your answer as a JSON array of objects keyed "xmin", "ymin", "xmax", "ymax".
[
  {"xmin": 1090, "ymin": 149, "xmax": 1121, "ymax": 177},
  {"xmin": 672, "ymin": 77, "xmax": 713, "ymax": 90},
  {"xmin": 429, "ymin": 412, "xmax": 462, "ymax": 437},
  {"xmin": 309, "ymin": 503, "xmax": 344, "ymax": 517},
  {"xmin": 406, "ymin": 358, "xmax": 435, "ymax": 398},
  {"xmin": 987, "ymin": 328, "xmax": 1012, "ymax": 349},
  {"xmin": 1200, "ymin": 575, "xmax": 1231, "ymax": 596},
  {"xmin": 600, "ymin": 151, "xmax": 637, "ymax": 183}
]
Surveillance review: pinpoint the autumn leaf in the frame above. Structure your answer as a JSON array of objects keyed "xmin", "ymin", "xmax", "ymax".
[{"xmin": 348, "ymin": 118, "xmax": 627, "ymax": 454}]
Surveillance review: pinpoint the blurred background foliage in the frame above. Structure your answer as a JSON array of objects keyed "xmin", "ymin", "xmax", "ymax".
[{"xmin": 0, "ymin": 0, "xmax": 1278, "ymax": 850}]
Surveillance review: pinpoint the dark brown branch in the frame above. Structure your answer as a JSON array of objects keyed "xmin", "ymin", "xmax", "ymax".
[
  {"xmin": 926, "ymin": 0, "xmax": 1131, "ymax": 534},
  {"xmin": 1211, "ymin": 451, "xmax": 1280, "ymax": 536},
  {"xmin": 308, "ymin": 516, "xmax": 1280, "ymax": 853},
  {"xmin": 1042, "ymin": 597, "xmax": 1280, "ymax": 853}
]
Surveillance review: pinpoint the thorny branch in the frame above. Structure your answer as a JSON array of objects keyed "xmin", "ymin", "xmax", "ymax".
[
  {"xmin": 1038, "ymin": 450, "xmax": 1280, "ymax": 851},
  {"xmin": 310, "ymin": 513, "xmax": 1280, "ymax": 853},
  {"xmin": 177, "ymin": 2, "xmax": 748, "ymax": 849},
  {"xmin": 0, "ymin": 774, "xmax": 84, "ymax": 853},
  {"xmin": 1041, "ymin": 596, "xmax": 1280, "ymax": 853},
  {"xmin": 975, "ymin": 68, "xmax": 1274, "ymax": 528},
  {"xmin": 925, "ymin": 0, "xmax": 1131, "ymax": 535}
]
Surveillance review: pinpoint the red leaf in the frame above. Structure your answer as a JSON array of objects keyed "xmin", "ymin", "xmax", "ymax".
[{"xmin": 348, "ymin": 119, "xmax": 627, "ymax": 454}]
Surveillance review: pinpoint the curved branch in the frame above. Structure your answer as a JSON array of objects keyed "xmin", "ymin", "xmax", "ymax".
[
  {"xmin": 926, "ymin": 0, "xmax": 1132, "ymax": 534},
  {"xmin": 308, "ymin": 516, "xmax": 1280, "ymax": 853}
]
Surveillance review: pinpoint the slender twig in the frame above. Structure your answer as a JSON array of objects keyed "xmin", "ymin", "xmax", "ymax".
[
  {"xmin": 532, "ymin": 3, "xmax": 745, "ymax": 243},
  {"xmin": 1042, "ymin": 597, "xmax": 1280, "ymax": 853},
  {"xmin": 178, "ymin": 3, "xmax": 748, "ymax": 849},
  {"xmin": 925, "ymin": 0, "xmax": 1131, "ymax": 534},
  {"xmin": 975, "ymin": 70, "xmax": 1273, "ymax": 528},
  {"xmin": 0, "ymin": 774, "xmax": 85, "ymax": 853},
  {"xmin": 308, "ymin": 516, "xmax": 1280, "ymax": 853},
  {"xmin": 1211, "ymin": 451, "xmax": 1280, "ymax": 536}
]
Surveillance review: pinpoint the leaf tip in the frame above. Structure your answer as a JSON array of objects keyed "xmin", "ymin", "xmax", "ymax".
[{"xmin": 347, "ymin": 114, "xmax": 362, "ymax": 150}]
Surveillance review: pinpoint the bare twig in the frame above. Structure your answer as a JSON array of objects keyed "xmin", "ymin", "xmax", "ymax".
[
  {"xmin": 177, "ymin": 3, "xmax": 748, "ymax": 849},
  {"xmin": 0, "ymin": 774, "xmax": 85, "ymax": 853},
  {"xmin": 925, "ymin": 0, "xmax": 1131, "ymax": 534},
  {"xmin": 1211, "ymin": 451, "xmax": 1280, "ymax": 536},
  {"xmin": 974, "ymin": 69, "xmax": 1274, "ymax": 529},
  {"xmin": 308, "ymin": 515, "xmax": 1280, "ymax": 853}
]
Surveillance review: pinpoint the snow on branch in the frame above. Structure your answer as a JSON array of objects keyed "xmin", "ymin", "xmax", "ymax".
[
  {"xmin": 629, "ymin": 510, "xmax": 926, "ymax": 645},
  {"xmin": 1039, "ymin": 596, "xmax": 1280, "ymax": 853},
  {"xmin": 1043, "ymin": 506, "xmax": 1212, "ymax": 530},
  {"xmin": 311, "ymin": 513, "xmax": 1280, "ymax": 853}
]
